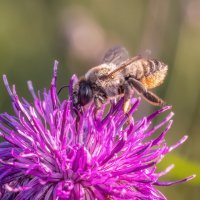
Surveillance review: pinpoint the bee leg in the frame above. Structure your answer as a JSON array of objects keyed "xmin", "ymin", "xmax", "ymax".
[
  {"xmin": 94, "ymin": 97, "xmax": 102, "ymax": 110},
  {"xmin": 122, "ymin": 82, "xmax": 134, "ymax": 124},
  {"xmin": 142, "ymin": 91, "xmax": 165, "ymax": 106},
  {"xmin": 123, "ymin": 83, "xmax": 132, "ymax": 113},
  {"xmin": 128, "ymin": 78, "xmax": 165, "ymax": 106},
  {"xmin": 94, "ymin": 94, "xmax": 106, "ymax": 108},
  {"xmin": 94, "ymin": 95, "xmax": 107, "ymax": 118}
]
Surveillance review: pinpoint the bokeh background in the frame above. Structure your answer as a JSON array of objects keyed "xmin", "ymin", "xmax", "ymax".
[{"xmin": 0, "ymin": 0, "xmax": 199, "ymax": 199}]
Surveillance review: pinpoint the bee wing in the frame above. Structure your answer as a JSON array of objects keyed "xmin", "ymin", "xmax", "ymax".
[
  {"xmin": 102, "ymin": 46, "xmax": 129, "ymax": 66},
  {"xmin": 106, "ymin": 55, "xmax": 142, "ymax": 78}
]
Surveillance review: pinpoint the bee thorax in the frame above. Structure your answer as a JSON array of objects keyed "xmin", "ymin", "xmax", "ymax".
[{"xmin": 123, "ymin": 60, "xmax": 145, "ymax": 79}]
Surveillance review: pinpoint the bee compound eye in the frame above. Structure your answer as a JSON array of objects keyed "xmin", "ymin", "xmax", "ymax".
[{"xmin": 78, "ymin": 81, "xmax": 93, "ymax": 106}]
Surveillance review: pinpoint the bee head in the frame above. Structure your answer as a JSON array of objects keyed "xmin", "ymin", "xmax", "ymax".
[{"xmin": 77, "ymin": 79, "xmax": 93, "ymax": 106}]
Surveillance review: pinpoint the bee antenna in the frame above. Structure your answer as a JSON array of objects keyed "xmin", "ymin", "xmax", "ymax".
[{"xmin": 57, "ymin": 85, "xmax": 69, "ymax": 95}]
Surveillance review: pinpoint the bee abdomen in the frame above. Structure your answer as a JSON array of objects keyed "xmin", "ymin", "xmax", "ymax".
[
  {"xmin": 141, "ymin": 59, "xmax": 168, "ymax": 89},
  {"xmin": 144, "ymin": 59, "xmax": 167, "ymax": 75}
]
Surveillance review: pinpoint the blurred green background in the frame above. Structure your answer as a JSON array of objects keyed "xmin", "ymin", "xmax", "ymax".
[{"xmin": 0, "ymin": 0, "xmax": 199, "ymax": 199}]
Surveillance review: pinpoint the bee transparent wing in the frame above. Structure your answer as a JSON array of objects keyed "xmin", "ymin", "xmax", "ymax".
[
  {"xmin": 106, "ymin": 55, "xmax": 142, "ymax": 78},
  {"xmin": 102, "ymin": 46, "xmax": 129, "ymax": 66}
]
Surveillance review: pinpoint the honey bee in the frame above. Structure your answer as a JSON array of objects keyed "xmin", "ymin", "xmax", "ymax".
[{"xmin": 72, "ymin": 46, "xmax": 168, "ymax": 112}]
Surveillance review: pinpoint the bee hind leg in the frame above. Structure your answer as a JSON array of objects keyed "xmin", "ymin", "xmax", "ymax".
[
  {"xmin": 142, "ymin": 91, "xmax": 165, "ymax": 106},
  {"xmin": 128, "ymin": 77, "xmax": 165, "ymax": 106}
]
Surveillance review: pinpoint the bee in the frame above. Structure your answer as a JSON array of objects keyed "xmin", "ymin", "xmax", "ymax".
[{"xmin": 72, "ymin": 46, "xmax": 168, "ymax": 112}]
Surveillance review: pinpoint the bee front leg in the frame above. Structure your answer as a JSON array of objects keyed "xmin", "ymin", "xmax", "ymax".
[
  {"xmin": 94, "ymin": 94, "xmax": 107, "ymax": 117},
  {"xmin": 128, "ymin": 77, "xmax": 165, "ymax": 106},
  {"xmin": 94, "ymin": 96, "xmax": 102, "ymax": 110}
]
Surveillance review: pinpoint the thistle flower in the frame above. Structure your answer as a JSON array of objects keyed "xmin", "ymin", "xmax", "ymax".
[{"xmin": 0, "ymin": 61, "xmax": 195, "ymax": 200}]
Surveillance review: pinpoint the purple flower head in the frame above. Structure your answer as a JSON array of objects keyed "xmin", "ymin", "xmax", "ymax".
[{"xmin": 0, "ymin": 61, "xmax": 195, "ymax": 200}]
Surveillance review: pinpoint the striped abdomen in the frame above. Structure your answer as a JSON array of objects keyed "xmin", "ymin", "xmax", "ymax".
[{"xmin": 140, "ymin": 59, "xmax": 168, "ymax": 89}]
